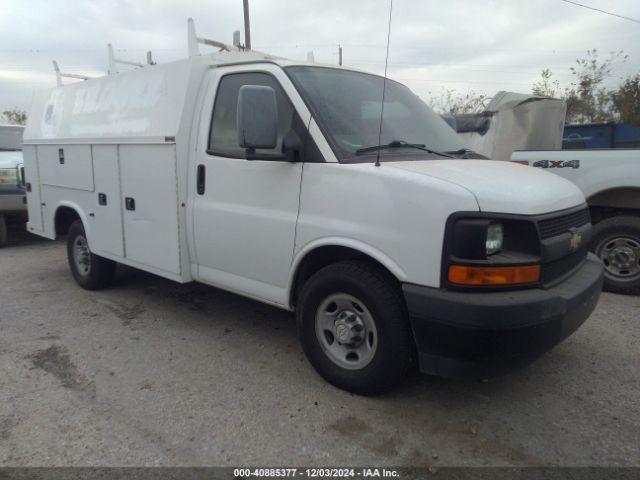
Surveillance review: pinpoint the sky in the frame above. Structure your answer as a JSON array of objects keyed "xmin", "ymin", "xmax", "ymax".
[{"xmin": 1, "ymin": 0, "xmax": 639, "ymax": 114}]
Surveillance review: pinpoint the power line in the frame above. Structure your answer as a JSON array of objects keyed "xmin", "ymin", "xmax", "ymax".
[{"xmin": 558, "ymin": 0, "xmax": 640, "ymax": 23}]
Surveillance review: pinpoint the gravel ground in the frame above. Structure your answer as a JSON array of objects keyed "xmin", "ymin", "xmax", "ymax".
[{"xmin": 0, "ymin": 233, "xmax": 638, "ymax": 467}]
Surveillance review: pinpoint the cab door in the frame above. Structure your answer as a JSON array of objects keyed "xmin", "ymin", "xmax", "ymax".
[{"xmin": 192, "ymin": 65, "xmax": 311, "ymax": 305}]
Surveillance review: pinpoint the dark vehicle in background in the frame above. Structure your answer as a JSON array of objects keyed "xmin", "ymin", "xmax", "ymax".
[
  {"xmin": 563, "ymin": 122, "xmax": 640, "ymax": 150},
  {"xmin": 0, "ymin": 125, "xmax": 26, "ymax": 247}
]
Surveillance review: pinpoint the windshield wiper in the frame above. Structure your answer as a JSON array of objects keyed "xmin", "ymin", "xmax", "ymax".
[
  {"xmin": 445, "ymin": 148, "xmax": 481, "ymax": 159},
  {"xmin": 355, "ymin": 140, "xmax": 455, "ymax": 158}
]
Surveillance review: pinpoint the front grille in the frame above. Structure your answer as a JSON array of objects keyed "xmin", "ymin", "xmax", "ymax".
[
  {"xmin": 541, "ymin": 247, "xmax": 588, "ymax": 286},
  {"xmin": 538, "ymin": 208, "xmax": 591, "ymax": 239}
]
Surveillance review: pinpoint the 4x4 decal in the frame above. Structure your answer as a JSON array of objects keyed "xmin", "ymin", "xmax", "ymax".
[{"xmin": 533, "ymin": 159, "xmax": 580, "ymax": 169}]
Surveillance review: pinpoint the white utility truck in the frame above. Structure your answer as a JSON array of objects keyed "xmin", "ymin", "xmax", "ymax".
[
  {"xmin": 23, "ymin": 24, "xmax": 603, "ymax": 394},
  {"xmin": 512, "ymin": 149, "xmax": 640, "ymax": 295}
]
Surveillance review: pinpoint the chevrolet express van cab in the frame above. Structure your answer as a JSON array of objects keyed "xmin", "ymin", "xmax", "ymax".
[{"xmin": 23, "ymin": 45, "xmax": 603, "ymax": 394}]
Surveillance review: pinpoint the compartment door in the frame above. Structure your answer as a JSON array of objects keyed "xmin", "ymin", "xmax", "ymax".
[
  {"xmin": 119, "ymin": 144, "xmax": 181, "ymax": 275},
  {"xmin": 38, "ymin": 144, "xmax": 94, "ymax": 191},
  {"xmin": 90, "ymin": 145, "xmax": 124, "ymax": 257},
  {"xmin": 23, "ymin": 145, "xmax": 43, "ymax": 233}
]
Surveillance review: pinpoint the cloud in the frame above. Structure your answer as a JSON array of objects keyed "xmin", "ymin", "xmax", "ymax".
[{"xmin": 0, "ymin": 0, "xmax": 638, "ymax": 111}]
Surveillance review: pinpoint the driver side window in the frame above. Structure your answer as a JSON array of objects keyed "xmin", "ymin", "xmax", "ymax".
[{"xmin": 208, "ymin": 72, "xmax": 298, "ymax": 159}]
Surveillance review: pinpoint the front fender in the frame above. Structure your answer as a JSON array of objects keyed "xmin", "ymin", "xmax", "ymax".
[{"xmin": 286, "ymin": 237, "xmax": 408, "ymax": 309}]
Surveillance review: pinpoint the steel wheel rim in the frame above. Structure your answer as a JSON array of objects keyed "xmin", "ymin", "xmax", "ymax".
[
  {"xmin": 73, "ymin": 235, "xmax": 91, "ymax": 276},
  {"xmin": 315, "ymin": 293, "xmax": 378, "ymax": 370},
  {"xmin": 596, "ymin": 235, "xmax": 640, "ymax": 282}
]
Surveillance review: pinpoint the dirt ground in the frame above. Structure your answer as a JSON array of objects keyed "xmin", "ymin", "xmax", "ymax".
[{"xmin": 0, "ymin": 233, "xmax": 638, "ymax": 466}]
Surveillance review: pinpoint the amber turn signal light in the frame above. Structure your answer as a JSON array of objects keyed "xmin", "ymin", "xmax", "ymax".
[{"xmin": 448, "ymin": 264, "xmax": 540, "ymax": 286}]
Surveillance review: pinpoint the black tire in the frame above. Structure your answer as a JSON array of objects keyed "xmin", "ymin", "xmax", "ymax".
[
  {"xmin": 296, "ymin": 260, "xmax": 414, "ymax": 395},
  {"xmin": 590, "ymin": 215, "xmax": 640, "ymax": 295},
  {"xmin": 0, "ymin": 214, "xmax": 7, "ymax": 247},
  {"xmin": 66, "ymin": 220, "xmax": 116, "ymax": 290}
]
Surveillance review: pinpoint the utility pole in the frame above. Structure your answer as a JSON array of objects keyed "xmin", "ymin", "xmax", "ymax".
[
  {"xmin": 338, "ymin": 45, "xmax": 343, "ymax": 66},
  {"xmin": 243, "ymin": 0, "xmax": 252, "ymax": 50}
]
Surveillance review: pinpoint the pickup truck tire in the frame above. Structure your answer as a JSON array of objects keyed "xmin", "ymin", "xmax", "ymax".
[
  {"xmin": 66, "ymin": 220, "xmax": 116, "ymax": 290},
  {"xmin": 591, "ymin": 215, "xmax": 640, "ymax": 295},
  {"xmin": 0, "ymin": 214, "xmax": 7, "ymax": 247},
  {"xmin": 296, "ymin": 261, "xmax": 413, "ymax": 395}
]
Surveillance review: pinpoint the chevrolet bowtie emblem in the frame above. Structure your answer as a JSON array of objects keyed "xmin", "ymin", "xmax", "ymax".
[{"xmin": 569, "ymin": 229, "xmax": 582, "ymax": 250}]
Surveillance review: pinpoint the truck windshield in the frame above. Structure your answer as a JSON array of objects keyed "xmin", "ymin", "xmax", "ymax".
[{"xmin": 286, "ymin": 66, "xmax": 466, "ymax": 162}]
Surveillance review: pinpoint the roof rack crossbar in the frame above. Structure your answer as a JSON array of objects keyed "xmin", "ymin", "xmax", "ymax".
[
  {"xmin": 188, "ymin": 18, "xmax": 240, "ymax": 57},
  {"xmin": 108, "ymin": 44, "xmax": 155, "ymax": 75},
  {"xmin": 52, "ymin": 60, "xmax": 94, "ymax": 86}
]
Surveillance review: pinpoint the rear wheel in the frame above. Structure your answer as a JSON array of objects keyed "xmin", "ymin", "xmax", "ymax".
[
  {"xmin": 296, "ymin": 261, "xmax": 414, "ymax": 395},
  {"xmin": 591, "ymin": 215, "xmax": 640, "ymax": 295},
  {"xmin": 66, "ymin": 220, "xmax": 116, "ymax": 290}
]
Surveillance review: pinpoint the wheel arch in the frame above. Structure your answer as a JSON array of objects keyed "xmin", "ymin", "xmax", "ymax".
[
  {"xmin": 53, "ymin": 202, "xmax": 91, "ymax": 240},
  {"xmin": 287, "ymin": 238, "xmax": 407, "ymax": 310},
  {"xmin": 587, "ymin": 186, "xmax": 640, "ymax": 223}
]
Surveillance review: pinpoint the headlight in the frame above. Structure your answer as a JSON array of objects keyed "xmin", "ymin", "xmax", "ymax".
[
  {"xmin": 486, "ymin": 223, "xmax": 503, "ymax": 255},
  {"xmin": 449, "ymin": 218, "xmax": 503, "ymax": 260},
  {"xmin": 444, "ymin": 215, "xmax": 542, "ymax": 288}
]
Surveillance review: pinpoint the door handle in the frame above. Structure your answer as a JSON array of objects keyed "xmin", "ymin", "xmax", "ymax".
[
  {"xmin": 125, "ymin": 197, "xmax": 136, "ymax": 211},
  {"xmin": 197, "ymin": 164, "xmax": 206, "ymax": 195}
]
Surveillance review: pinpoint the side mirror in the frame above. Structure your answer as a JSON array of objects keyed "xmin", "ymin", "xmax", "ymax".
[
  {"xmin": 237, "ymin": 85, "xmax": 278, "ymax": 156},
  {"xmin": 441, "ymin": 114, "xmax": 457, "ymax": 131}
]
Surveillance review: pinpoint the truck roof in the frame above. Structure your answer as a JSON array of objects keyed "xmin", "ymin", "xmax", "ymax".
[{"xmin": 23, "ymin": 49, "xmax": 369, "ymax": 146}]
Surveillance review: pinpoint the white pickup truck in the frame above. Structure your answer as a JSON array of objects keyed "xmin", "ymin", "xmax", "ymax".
[
  {"xmin": 23, "ymin": 34, "xmax": 603, "ymax": 394},
  {"xmin": 512, "ymin": 149, "xmax": 640, "ymax": 295}
]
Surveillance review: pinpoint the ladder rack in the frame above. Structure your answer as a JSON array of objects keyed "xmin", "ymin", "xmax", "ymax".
[
  {"xmin": 108, "ymin": 43, "xmax": 155, "ymax": 75},
  {"xmin": 188, "ymin": 17, "xmax": 243, "ymax": 57},
  {"xmin": 52, "ymin": 18, "xmax": 251, "ymax": 86},
  {"xmin": 52, "ymin": 60, "xmax": 94, "ymax": 87}
]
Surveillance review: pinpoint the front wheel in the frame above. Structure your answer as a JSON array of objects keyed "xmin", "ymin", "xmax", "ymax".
[
  {"xmin": 296, "ymin": 261, "xmax": 414, "ymax": 395},
  {"xmin": 591, "ymin": 215, "xmax": 640, "ymax": 295},
  {"xmin": 67, "ymin": 220, "xmax": 116, "ymax": 290}
]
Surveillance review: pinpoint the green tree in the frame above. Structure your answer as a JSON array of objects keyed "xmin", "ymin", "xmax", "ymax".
[
  {"xmin": 1, "ymin": 108, "xmax": 27, "ymax": 125},
  {"xmin": 532, "ymin": 49, "xmax": 639, "ymax": 125},
  {"xmin": 612, "ymin": 74, "xmax": 640, "ymax": 126},
  {"xmin": 566, "ymin": 49, "xmax": 626, "ymax": 123},
  {"xmin": 427, "ymin": 88, "xmax": 489, "ymax": 115},
  {"xmin": 532, "ymin": 68, "xmax": 561, "ymax": 98}
]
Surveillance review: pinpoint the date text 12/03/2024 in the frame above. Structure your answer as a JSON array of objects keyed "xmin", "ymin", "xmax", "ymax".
[{"xmin": 233, "ymin": 468, "xmax": 400, "ymax": 478}]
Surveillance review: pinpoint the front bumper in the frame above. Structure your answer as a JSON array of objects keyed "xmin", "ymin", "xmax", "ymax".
[
  {"xmin": 0, "ymin": 192, "xmax": 27, "ymax": 213},
  {"xmin": 403, "ymin": 253, "xmax": 603, "ymax": 379}
]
